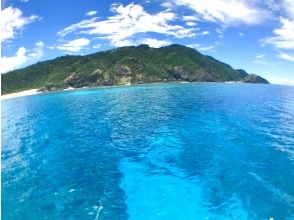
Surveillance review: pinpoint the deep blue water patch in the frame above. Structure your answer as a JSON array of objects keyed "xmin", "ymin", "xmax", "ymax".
[{"xmin": 2, "ymin": 83, "xmax": 294, "ymax": 219}]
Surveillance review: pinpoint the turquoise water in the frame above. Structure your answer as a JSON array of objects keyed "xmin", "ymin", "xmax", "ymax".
[{"xmin": 2, "ymin": 83, "xmax": 294, "ymax": 220}]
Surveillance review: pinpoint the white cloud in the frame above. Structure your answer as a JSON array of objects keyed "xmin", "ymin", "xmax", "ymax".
[
  {"xmin": 58, "ymin": 3, "xmax": 195, "ymax": 47},
  {"xmin": 255, "ymin": 54, "xmax": 266, "ymax": 59},
  {"xmin": 57, "ymin": 17, "xmax": 97, "ymax": 38},
  {"xmin": 278, "ymin": 52, "xmax": 294, "ymax": 61},
  {"xmin": 239, "ymin": 32, "xmax": 245, "ymax": 37},
  {"xmin": 1, "ymin": 6, "xmax": 39, "ymax": 42},
  {"xmin": 266, "ymin": 75, "xmax": 294, "ymax": 85},
  {"xmin": 55, "ymin": 38, "xmax": 90, "ymax": 52},
  {"xmin": 201, "ymin": 31, "xmax": 210, "ymax": 36},
  {"xmin": 182, "ymin": 15, "xmax": 199, "ymax": 21},
  {"xmin": 139, "ymin": 38, "xmax": 171, "ymax": 48},
  {"xmin": 187, "ymin": 43, "xmax": 215, "ymax": 52},
  {"xmin": 160, "ymin": 2, "xmax": 174, "ymax": 8},
  {"xmin": 198, "ymin": 45, "xmax": 215, "ymax": 51},
  {"xmin": 186, "ymin": 21, "xmax": 197, "ymax": 26},
  {"xmin": 0, "ymin": 47, "xmax": 27, "ymax": 73},
  {"xmin": 282, "ymin": 0, "xmax": 294, "ymax": 19},
  {"xmin": 215, "ymin": 28, "xmax": 223, "ymax": 34},
  {"xmin": 253, "ymin": 54, "xmax": 268, "ymax": 65},
  {"xmin": 86, "ymin": 11, "xmax": 97, "ymax": 16},
  {"xmin": 111, "ymin": 39, "xmax": 134, "ymax": 47},
  {"xmin": 264, "ymin": 0, "xmax": 281, "ymax": 12},
  {"xmin": 262, "ymin": 2, "xmax": 294, "ymax": 62},
  {"xmin": 264, "ymin": 17, "xmax": 294, "ymax": 49},
  {"xmin": 215, "ymin": 27, "xmax": 226, "ymax": 38},
  {"xmin": 106, "ymin": 38, "xmax": 171, "ymax": 48},
  {"xmin": 187, "ymin": 43, "xmax": 201, "ymax": 48},
  {"xmin": 173, "ymin": 0, "xmax": 269, "ymax": 26},
  {"xmin": 0, "ymin": 41, "xmax": 44, "ymax": 73},
  {"xmin": 92, "ymin": 43, "xmax": 102, "ymax": 49},
  {"xmin": 27, "ymin": 41, "xmax": 44, "ymax": 58}
]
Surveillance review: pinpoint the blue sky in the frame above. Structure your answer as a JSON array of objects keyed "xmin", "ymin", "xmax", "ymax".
[{"xmin": 1, "ymin": 0, "xmax": 294, "ymax": 85}]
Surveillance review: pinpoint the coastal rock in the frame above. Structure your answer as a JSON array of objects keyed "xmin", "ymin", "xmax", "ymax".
[
  {"xmin": 116, "ymin": 65, "xmax": 132, "ymax": 76},
  {"xmin": 64, "ymin": 71, "xmax": 102, "ymax": 87},
  {"xmin": 91, "ymin": 68, "xmax": 102, "ymax": 76},
  {"xmin": 118, "ymin": 76, "xmax": 132, "ymax": 85},
  {"xmin": 171, "ymin": 66, "xmax": 215, "ymax": 82},
  {"xmin": 37, "ymin": 83, "xmax": 67, "ymax": 92},
  {"xmin": 170, "ymin": 66, "xmax": 189, "ymax": 80},
  {"xmin": 243, "ymin": 74, "xmax": 269, "ymax": 84},
  {"xmin": 193, "ymin": 70, "xmax": 215, "ymax": 82},
  {"xmin": 64, "ymin": 73, "xmax": 77, "ymax": 84}
]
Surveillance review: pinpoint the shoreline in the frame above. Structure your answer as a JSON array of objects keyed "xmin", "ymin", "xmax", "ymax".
[
  {"xmin": 1, "ymin": 89, "xmax": 40, "ymax": 100},
  {"xmin": 1, "ymin": 81, "xmax": 277, "ymax": 101},
  {"xmin": 1, "ymin": 82, "xmax": 195, "ymax": 100}
]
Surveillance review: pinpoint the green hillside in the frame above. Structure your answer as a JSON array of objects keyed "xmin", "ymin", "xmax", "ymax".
[{"xmin": 1, "ymin": 44, "xmax": 269, "ymax": 94}]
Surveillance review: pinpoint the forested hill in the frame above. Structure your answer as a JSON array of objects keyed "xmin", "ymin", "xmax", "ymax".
[{"xmin": 1, "ymin": 44, "xmax": 269, "ymax": 94}]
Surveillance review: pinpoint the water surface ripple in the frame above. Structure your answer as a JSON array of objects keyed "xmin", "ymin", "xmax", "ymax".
[{"xmin": 2, "ymin": 83, "xmax": 294, "ymax": 220}]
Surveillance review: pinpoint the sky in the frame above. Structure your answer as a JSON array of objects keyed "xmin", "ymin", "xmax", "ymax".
[{"xmin": 1, "ymin": 0, "xmax": 294, "ymax": 85}]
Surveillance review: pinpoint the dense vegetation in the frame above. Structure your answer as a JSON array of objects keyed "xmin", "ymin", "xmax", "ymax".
[{"xmin": 1, "ymin": 44, "xmax": 268, "ymax": 94}]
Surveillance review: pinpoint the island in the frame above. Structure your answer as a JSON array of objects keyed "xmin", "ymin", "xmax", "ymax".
[{"xmin": 1, "ymin": 44, "xmax": 269, "ymax": 95}]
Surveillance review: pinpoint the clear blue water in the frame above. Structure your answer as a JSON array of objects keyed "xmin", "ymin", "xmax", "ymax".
[{"xmin": 2, "ymin": 83, "xmax": 294, "ymax": 220}]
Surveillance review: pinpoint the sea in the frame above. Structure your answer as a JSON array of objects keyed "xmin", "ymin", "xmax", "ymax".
[{"xmin": 2, "ymin": 83, "xmax": 294, "ymax": 220}]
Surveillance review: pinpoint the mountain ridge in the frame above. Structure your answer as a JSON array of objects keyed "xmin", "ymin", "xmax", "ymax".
[{"xmin": 1, "ymin": 44, "xmax": 269, "ymax": 94}]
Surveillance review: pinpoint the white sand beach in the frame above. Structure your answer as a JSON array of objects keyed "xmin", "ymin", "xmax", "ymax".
[{"xmin": 1, "ymin": 89, "xmax": 40, "ymax": 100}]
